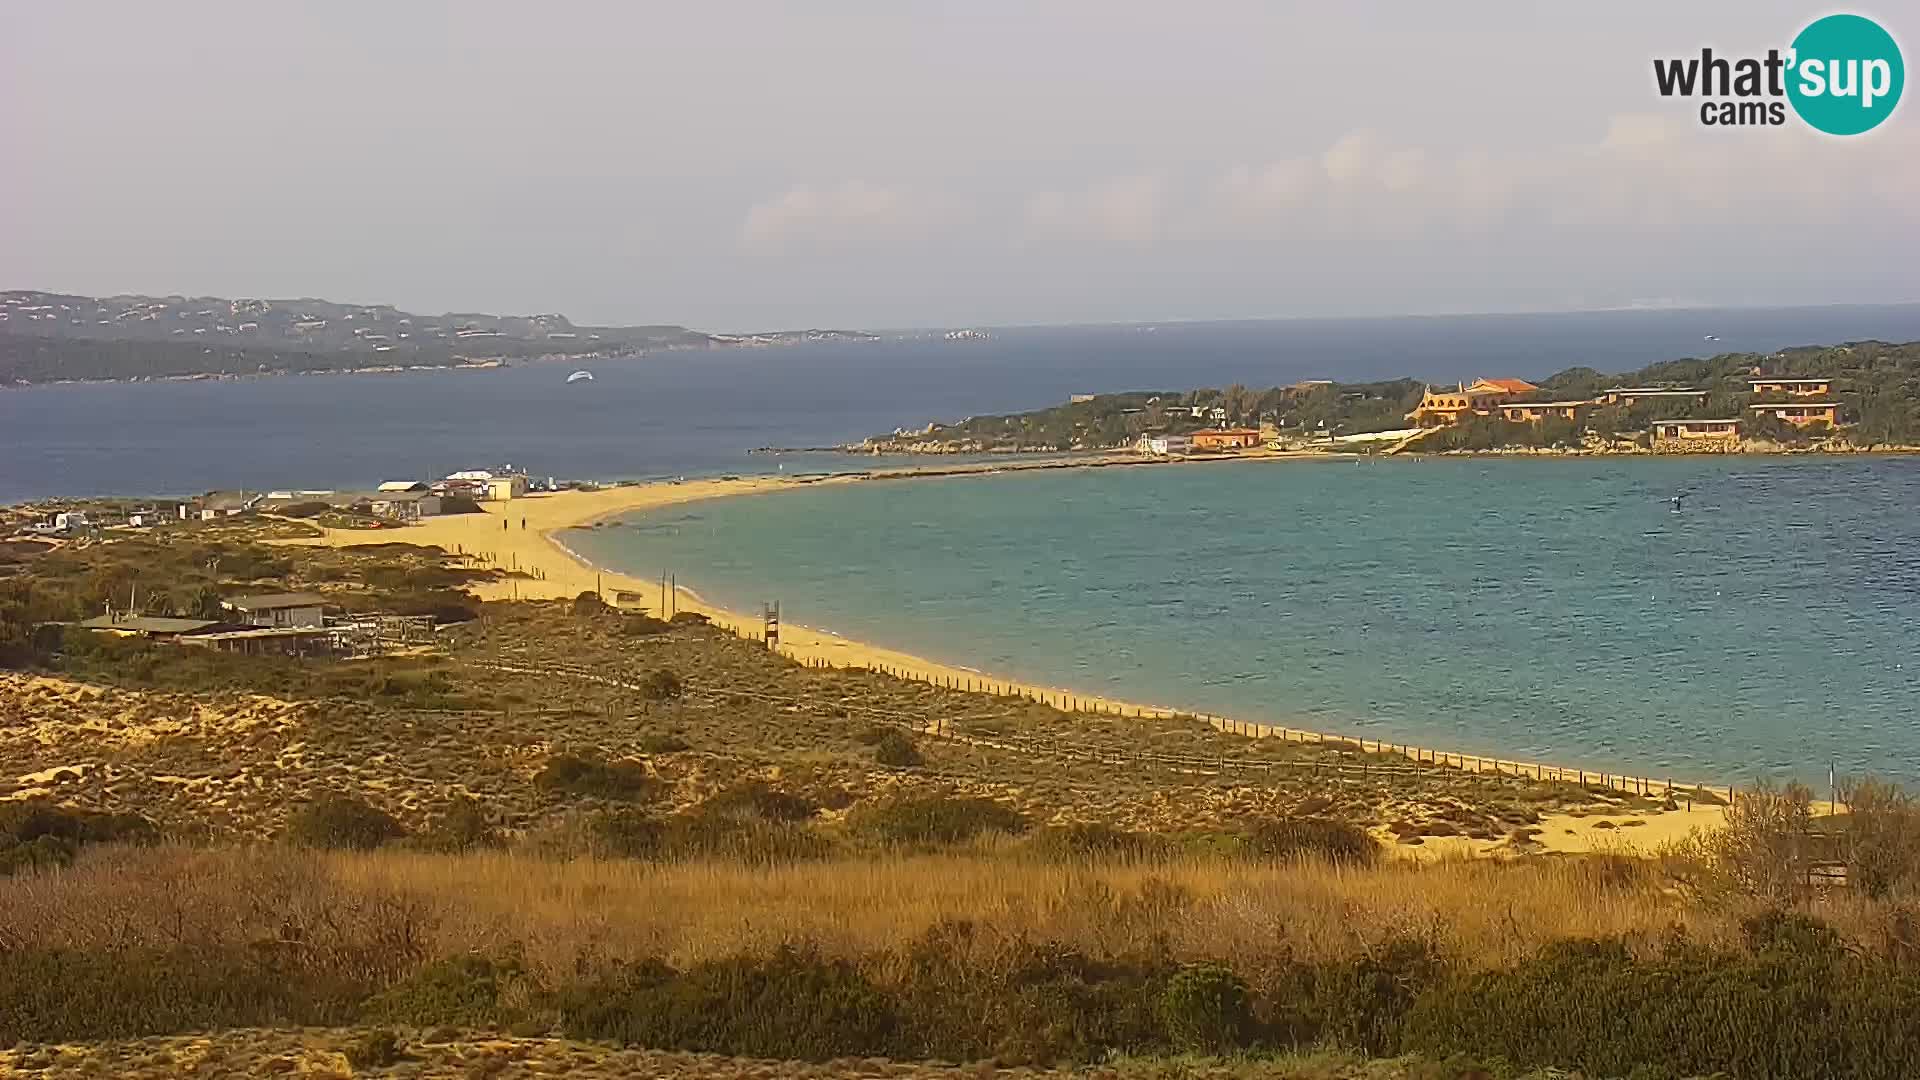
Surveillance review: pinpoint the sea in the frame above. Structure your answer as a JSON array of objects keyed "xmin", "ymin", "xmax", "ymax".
[
  {"xmin": 570, "ymin": 456, "xmax": 1920, "ymax": 787},
  {"xmin": 8, "ymin": 303, "xmax": 1920, "ymax": 784}
]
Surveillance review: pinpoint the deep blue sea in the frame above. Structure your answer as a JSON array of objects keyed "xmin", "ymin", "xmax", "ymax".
[
  {"xmin": 570, "ymin": 456, "xmax": 1920, "ymax": 787},
  {"xmin": 7, "ymin": 304, "xmax": 1920, "ymax": 503},
  {"xmin": 8, "ymin": 305, "xmax": 1920, "ymax": 783}
]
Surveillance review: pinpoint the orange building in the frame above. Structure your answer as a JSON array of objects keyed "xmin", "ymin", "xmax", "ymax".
[
  {"xmin": 1599, "ymin": 387, "xmax": 1709, "ymax": 407},
  {"xmin": 1652, "ymin": 418, "xmax": 1741, "ymax": 441},
  {"xmin": 1190, "ymin": 428, "xmax": 1262, "ymax": 450},
  {"xmin": 1749, "ymin": 377, "xmax": 1831, "ymax": 397},
  {"xmin": 1497, "ymin": 400, "xmax": 1591, "ymax": 423},
  {"xmin": 1405, "ymin": 377, "xmax": 1540, "ymax": 427},
  {"xmin": 1749, "ymin": 402, "xmax": 1840, "ymax": 427}
]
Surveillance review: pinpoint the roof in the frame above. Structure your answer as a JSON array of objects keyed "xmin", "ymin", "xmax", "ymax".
[
  {"xmin": 1654, "ymin": 418, "xmax": 1741, "ymax": 425},
  {"xmin": 185, "ymin": 626, "xmax": 335, "ymax": 642},
  {"xmin": 1472, "ymin": 377, "xmax": 1540, "ymax": 394},
  {"xmin": 376, "ymin": 480, "xmax": 426, "ymax": 492},
  {"xmin": 224, "ymin": 592, "xmax": 328, "ymax": 611},
  {"xmin": 76, "ymin": 615, "xmax": 218, "ymax": 634},
  {"xmin": 1749, "ymin": 377, "xmax": 1829, "ymax": 383},
  {"xmin": 1501, "ymin": 400, "xmax": 1594, "ymax": 409},
  {"xmin": 1605, "ymin": 387, "xmax": 1706, "ymax": 395},
  {"xmin": 1749, "ymin": 402, "xmax": 1836, "ymax": 409},
  {"xmin": 1191, "ymin": 428, "xmax": 1262, "ymax": 436}
]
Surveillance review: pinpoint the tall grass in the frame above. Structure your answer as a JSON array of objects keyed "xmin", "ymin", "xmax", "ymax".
[{"xmin": 5, "ymin": 844, "xmax": 1917, "ymax": 1073}]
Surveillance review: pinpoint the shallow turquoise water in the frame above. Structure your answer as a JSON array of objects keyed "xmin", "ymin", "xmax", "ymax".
[{"xmin": 567, "ymin": 457, "xmax": 1920, "ymax": 785}]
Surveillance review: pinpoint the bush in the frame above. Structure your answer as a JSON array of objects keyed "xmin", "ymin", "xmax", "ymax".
[
  {"xmin": 362, "ymin": 954, "xmax": 528, "ymax": 1029},
  {"xmin": 344, "ymin": 1028, "xmax": 403, "ymax": 1068},
  {"xmin": 1244, "ymin": 818, "xmax": 1379, "ymax": 866},
  {"xmin": 701, "ymin": 781, "xmax": 818, "ymax": 823},
  {"xmin": 1160, "ymin": 963, "xmax": 1254, "ymax": 1054},
  {"xmin": 535, "ymin": 752, "xmax": 656, "ymax": 801},
  {"xmin": 872, "ymin": 730, "xmax": 924, "ymax": 768},
  {"xmin": 284, "ymin": 793, "xmax": 405, "ymax": 850},
  {"xmin": 570, "ymin": 591, "xmax": 609, "ymax": 617},
  {"xmin": 668, "ymin": 611, "xmax": 710, "ymax": 626},
  {"xmin": 620, "ymin": 613, "xmax": 672, "ymax": 636},
  {"xmin": 0, "ymin": 802, "xmax": 158, "ymax": 876},
  {"xmin": 558, "ymin": 947, "xmax": 899, "ymax": 1061},
  {"xmin": 584, "ymin": 808, "xmax": 667, "ymax": 858},
  {"xmin": 638, "ymin": 669, "xmax": 682, "ymax": 701},
  {"xmin": 277, "ymin": 501, "xmax": 331, "ymax": 519},
  {"xmin": 847, "ymin": 795, "xmax": 1028, "ymax": 845},
  {"xmin": 664, "ymin": 813, "xmax": 833, "ymax": 864},
  {"xmin": 1022, "ymin": 822, "xmax": 1166, "ymax": 861},
  {"xmin": 638, "ymin": 733, "xmax": 691, "ymax": 754},
  {"xmin": 411, "ymin": 795, "xmax": 500, "ymax": 853}
]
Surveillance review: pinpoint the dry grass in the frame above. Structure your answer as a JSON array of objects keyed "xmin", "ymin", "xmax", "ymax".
[
  {"xmin": 0, "ymin": 1029, "xmax": 1474, "ymax": 1080},
  {"xmin": 12, "ymin": 841, "xmax": 1886, "ymax": 984}
]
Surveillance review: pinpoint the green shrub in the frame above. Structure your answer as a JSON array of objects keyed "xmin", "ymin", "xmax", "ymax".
[
  {"xmin": 0, "ymin": 946, "xmax": 357, "ymax": 1044},
  {"xmin": 0, "ymin": 803, "xmax": 157, "ymax": 876},
  {"xmin": 569, "ymin": 591, "xmax": 609, "ymax": 617},
  {"xmin": 667, "ymin": 611, "xmax": 709, "ymax": 626},
  {"xmin": 558, "ymin": 947, "xmax": 899, "ymax": 1061},
  {"xmin": 284, "ymin": 794, "xmax": 405, "ymax": 850},
  {"xmin": 1160, "ymin": 963, "xmax": 1254, "ymax": 1054},
  {"xmin": 847, "ymin": 795, "xmax": 1027, "ymax": 845},
  {"xmin": 1244, "ymin": 818, "xmax": 1379, "ymax": 866},
  {"xmin": 362, "ymin": 954, "xmax": 527, "ymax": 1029},
  {"xmin": 872, "ymin": 730, "xmax": 924, "ymax": 768},
  {"xmin": 535, "ymin": 752, "xmax": 655, "ymax": 801},
  {"xmin": 1023, "ymin": 822, "xmax": 1166, "ymax": 861}
]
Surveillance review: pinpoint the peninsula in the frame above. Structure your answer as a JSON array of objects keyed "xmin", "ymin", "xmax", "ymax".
[
  {"xmin": 0, "ymin": 289, "xmax": 879, "ymax": 385},
  {"xmin": 849, "ymin": 339, "xmax": 1920, "ymax": 455}
]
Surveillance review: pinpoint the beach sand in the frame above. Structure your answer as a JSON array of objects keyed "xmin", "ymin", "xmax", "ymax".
[{"xmin": 283, "ymin": 473, "xmax": 1731, "ymax": 856}]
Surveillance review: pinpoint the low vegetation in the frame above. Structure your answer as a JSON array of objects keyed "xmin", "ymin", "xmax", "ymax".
[{"xmin": 3, "ymin": 520, "xmax": 1917, "ymax": 1077}]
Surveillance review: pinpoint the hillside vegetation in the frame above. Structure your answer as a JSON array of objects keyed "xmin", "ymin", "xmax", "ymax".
[{"xmin": 862, "ymin": 340, "xmax": 1920, "ymax": 452}]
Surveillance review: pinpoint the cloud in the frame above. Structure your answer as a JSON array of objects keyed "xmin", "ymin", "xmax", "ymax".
[
  {"xmin": 1024, "ymin": 174, "xmax": 1166, "ymax": 247},
  {"xmin": 1218, "ymin": 116, "xmax": 1920, "ymax": 231},
  {"xmin": 738, "ymin": 181, "xmax": 941, "ymax": 254}
]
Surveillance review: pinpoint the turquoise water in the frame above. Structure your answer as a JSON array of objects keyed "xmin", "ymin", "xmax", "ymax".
[{"xmin": 567, "ymin": 457, "xmax": 1920, "ymax": 785}]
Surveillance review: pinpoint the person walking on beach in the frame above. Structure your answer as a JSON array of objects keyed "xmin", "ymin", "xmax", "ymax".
[{"xmin": 521, "ymin": 517, "xmax": 526, "ymax": 530}]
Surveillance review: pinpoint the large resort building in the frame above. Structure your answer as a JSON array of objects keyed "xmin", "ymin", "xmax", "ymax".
[{"xmin": 1405, "ymin": 378, "xmax": 1540, "ymax": 427}]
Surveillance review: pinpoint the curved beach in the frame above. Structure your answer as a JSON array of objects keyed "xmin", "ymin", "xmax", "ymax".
[{"xmin": 289, "ymin": 463, "xmax": 1745, "ymax": 854}]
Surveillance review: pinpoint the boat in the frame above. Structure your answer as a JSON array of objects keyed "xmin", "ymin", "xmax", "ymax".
[
  {"xmin": 1703, "ymin": 335, "xmax": 1720, "ymax": 342},
  {"xmin": 566, "ymin": 370, "xmax": 594, "ymax": 383}
]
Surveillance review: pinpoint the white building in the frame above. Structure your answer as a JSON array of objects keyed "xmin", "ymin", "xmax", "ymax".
[{"xmin": 1135, "ymin": 433, "xmax": 1192, "ymax": 456}]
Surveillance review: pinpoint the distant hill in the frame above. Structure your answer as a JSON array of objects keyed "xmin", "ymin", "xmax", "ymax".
[{"xmin": 0, "ymin": 290, "xmax": 878, "ymax": 384}]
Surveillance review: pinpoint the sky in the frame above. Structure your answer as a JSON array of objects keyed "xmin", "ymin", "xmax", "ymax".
[{"xmin": 3, "ymin": 2, "xmax": 1915, "ymax": 330}]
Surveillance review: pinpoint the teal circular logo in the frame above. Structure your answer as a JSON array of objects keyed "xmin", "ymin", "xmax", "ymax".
[{"xmin": 1787, "ymin": 14, "xmax": 1904, "ymax": 135}]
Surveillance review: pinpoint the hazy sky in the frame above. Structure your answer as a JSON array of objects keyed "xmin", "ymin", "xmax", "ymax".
[{"xmin": 4, "ymin": 3, "xmax": 1915, "ymax": 329}]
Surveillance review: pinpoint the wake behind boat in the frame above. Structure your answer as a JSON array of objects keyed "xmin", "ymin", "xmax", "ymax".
[{"xmin": 566, "ymin": 370, "xmax": 595, "ymax": 384}]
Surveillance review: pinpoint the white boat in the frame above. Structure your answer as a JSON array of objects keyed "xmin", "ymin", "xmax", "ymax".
[{"xmin": 566, "ymin": 370, "xmax": 594, "ymax": 383}]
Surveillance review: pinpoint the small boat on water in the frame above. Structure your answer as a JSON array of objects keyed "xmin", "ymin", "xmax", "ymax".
[{"xmin": 566, "ymin": 370, "xmax": 594, "ymax": 384}]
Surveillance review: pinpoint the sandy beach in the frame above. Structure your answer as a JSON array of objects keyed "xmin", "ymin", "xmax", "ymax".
[{"xmin": 278, "ymin": 463, "xmax": 1741, "ymax": 855}]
